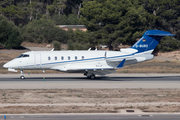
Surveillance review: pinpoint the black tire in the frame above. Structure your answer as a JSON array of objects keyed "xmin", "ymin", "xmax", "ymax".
[
  {"xmin": 20, "ymin": 75, "xmax": 25, "ymax": 80},
  {"xmin": 90, "ymin": 74, "xmax": 95, "ymax": 79}
]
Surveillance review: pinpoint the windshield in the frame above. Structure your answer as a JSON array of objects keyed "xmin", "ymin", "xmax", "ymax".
[{"xmin": 16, "ymin": 54, "xmax": 29, "ymax": 58}]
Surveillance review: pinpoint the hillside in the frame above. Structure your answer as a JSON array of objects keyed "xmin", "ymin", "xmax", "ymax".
[{"xmin": 0, "ymin": 0, "xmax": 180, "ymax": 51}]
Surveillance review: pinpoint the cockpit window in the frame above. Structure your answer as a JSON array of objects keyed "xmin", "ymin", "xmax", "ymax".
[
  {"xmin": 17, "ymin": 54, "xmax": 23, "ymax": 58},
  {"xmin": 16, "ymin": 54, "xmax": 29, "ymax": 58},
  {"xmin": 23, "ymin": 54, "xmax": 29, "ymax": 57}
]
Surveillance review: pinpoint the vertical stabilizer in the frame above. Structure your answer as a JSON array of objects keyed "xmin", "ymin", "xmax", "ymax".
[{"xmin": 131, "ymin": 30, "xmax": 174, "ymax": 53}]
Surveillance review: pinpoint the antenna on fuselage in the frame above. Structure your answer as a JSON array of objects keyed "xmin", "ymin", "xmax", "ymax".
[
  {"xmin": 51, "ymin": 48, "xmax": 54, "ymax": 51},
  {"xmin": 88, "ymin": 48, "xmax": 91, "ymax": 51}
]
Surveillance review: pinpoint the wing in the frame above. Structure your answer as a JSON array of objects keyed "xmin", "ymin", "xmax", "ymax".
[{"xmin": 51, "ymin": 59, "xmax": 126, "ymax": 75}]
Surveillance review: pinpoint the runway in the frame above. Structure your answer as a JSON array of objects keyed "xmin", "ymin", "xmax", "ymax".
[
  {"xmin": 0, "ymin": 73, "xmax": 180, "ymax": 89},
  {"xmin": 1, "ymin": 114, "xmax": 180, "ymax": 120}
]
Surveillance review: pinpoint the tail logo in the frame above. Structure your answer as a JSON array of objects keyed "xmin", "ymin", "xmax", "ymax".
[
  {"xmin": 135, "ymin": 44, "xmax": 148, "ymax": 48},
  {"xmin": 143, "ymin": 39, "xmax": 146, "ymax": 42}
]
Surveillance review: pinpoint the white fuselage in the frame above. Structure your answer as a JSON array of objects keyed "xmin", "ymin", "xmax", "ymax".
[{"xmin": 3, "ymin": 49, "xmax": 154, "ymax": 75}]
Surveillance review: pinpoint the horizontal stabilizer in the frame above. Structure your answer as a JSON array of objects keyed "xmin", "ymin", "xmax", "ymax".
[
  {"xmin": 145, "ymin": 30, "xmax": 175, "ymax": 36},
  {"xmin": 117, "ymin": 59, "xmax": 126, "ymax": 68}
]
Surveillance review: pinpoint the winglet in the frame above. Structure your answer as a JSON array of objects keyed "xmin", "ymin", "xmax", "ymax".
[{"xmin": 116, "ymin": 59, "xmax": 126, "ymax": 68}]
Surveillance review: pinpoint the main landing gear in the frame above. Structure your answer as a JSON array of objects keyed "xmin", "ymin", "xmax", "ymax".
[
  {"xmin": 88, "ymin": 74, "xmax": 95, "ymax": 79},
  {"xmin": 20, "ymin": 70, "xmax": 25, "ymax": 80},
  {"xmin": 84, "ymin": 72, "xmax": 96, "ymax": 79}
]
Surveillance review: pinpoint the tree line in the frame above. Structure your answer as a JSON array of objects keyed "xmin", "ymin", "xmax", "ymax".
[{"xmin": 0, "ymin": 0, "xmax": 180, "ymax": 52}]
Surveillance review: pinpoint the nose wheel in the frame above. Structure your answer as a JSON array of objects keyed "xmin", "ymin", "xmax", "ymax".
[
  {"xmin": 20, "ymin": 75, "xmax": 25, "ymax": 80},
  {"xmin": 20, "ymin": 70, "xmax": 25, "ymax": 80}
]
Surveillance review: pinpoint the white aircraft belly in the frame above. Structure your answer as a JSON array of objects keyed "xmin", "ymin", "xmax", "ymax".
[{"xmin": 50, "ymin": 59, "xmax": 112, "ymax": 71}]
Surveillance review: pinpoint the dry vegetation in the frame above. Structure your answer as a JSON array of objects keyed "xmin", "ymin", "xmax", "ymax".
[
  {"xmin": 21, "ymin": 42, "xmax": 52, "ymax": 47},
  {"xmin": 0, "ymin": 89, "xmax": 180, "ymax": 113},
  {"xmin": 117, "ymin": 59, "xmax": 180, "ymax": 73},
  {"xmin": 158, "ymin": 50, "xmax": 180, "ymax": 60}
]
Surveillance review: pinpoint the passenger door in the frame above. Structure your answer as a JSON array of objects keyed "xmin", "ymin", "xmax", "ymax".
[{"xmin": 35, "ymin": 53, "xmax": 41, "ymax": 68}]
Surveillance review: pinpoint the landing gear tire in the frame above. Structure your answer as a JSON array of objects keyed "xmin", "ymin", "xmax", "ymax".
[
  {"xmin": 85, "ymin": 72, "xmax": 95, "ymax": 79},
  {"xmin": 20, "ymin": 70, "xmax": 25, "ymax": 80},
  {"xmin": 20, "ymin": 75, "xmax": 25, "ymax": 80},
  {"xmin": 90, "ymin": 74, "xmax": 95, "ymax": 79}
]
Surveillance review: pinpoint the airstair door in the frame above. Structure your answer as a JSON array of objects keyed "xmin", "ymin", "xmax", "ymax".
[{"xmin": 35, "ymin": 53, "xmax": 41, "ymax": 68}]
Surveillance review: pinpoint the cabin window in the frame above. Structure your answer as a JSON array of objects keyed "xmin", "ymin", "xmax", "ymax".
[
  {"xmin": 61, "ymin": 56, "xmax": 64, "ymax": 60},
  {"xmin": 75, "ymin": 56, "xmax": 77, "ymax": 60},
  {"xmin": 48, "ymin": 57, "xmax": 51, "ymax": 60},
  {"xmin": 68, "ymin": 56, "xmax": 70, "ymax": 60},
  {"xmin": 82, "ymin": 56, "xmax": 84, "ymax": 60},
  {"xmin": 55, "ymin": 56, "xmax": 57, "ymax": 60}
]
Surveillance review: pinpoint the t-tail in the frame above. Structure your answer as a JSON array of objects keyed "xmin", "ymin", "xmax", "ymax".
[{"xmin": 131, "ymin": 30, "xmax": 175, "ymax": 54}]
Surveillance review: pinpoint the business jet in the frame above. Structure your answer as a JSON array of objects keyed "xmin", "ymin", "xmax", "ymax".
[{"xmin": 3, "ymin": 30, "xmax": 174, "ymax": 79}]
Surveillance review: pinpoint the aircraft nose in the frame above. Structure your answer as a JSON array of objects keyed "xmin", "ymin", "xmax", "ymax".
[{"xmin": 3, "ymin": 63, "xmax": 9, "ymax": 68}]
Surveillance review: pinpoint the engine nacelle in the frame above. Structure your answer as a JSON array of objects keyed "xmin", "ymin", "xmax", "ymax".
[{"xmin": 135, "ymin": 54, "xmax": 154, "ymax": 62}]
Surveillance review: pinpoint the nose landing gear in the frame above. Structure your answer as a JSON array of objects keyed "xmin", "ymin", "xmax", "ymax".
[
  {"xmin": 20, "ymin": 70, "xmax": 25, "ymax": 80},
  {"xmin": 20, "ymin": 75, "xmax": 25, "ymax": 80}
]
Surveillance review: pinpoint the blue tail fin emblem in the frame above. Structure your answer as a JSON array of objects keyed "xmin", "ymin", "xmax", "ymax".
[
  {"xmin": 117, "ymin": 59, "xmax": 126, "ymax": 68},
  {"xmin": 131, "ymin": 30, "xmax": 175, "ymax": 53}
]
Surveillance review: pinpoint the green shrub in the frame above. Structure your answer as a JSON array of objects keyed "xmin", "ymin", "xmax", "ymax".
[
  {"xmin": 0, "ymin": 15, "xmax": 22, "ymax": 49},
  {"xmin": 53, "ymin": 41, "xmax": 61, "ymax": 50},
  {"xmin": 67, "ymin": 39, "xmax": 74, "ymax": 50},
  {"xmin": 158, "ymin": 36, "xmax": 180, "ymax": 52}
]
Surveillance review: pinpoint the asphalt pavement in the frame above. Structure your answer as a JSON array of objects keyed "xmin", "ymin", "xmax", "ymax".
[{"xmin": 0, "ymin": 73, "xmax": 180, "ymax": 89}]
